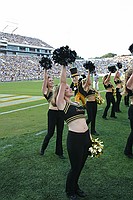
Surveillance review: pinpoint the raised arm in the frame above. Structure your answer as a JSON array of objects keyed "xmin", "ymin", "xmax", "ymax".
[
  {"xmin": 56, "ymin": 65, "xmax": 67, "ymax": 110},
  {"xmin": 86, "ymin": 70, "xmax": 92, "ymax": 86},
  {"xmin": 42, "ymin": 69, "xmax": 48, "ymax": 95},
  {"xmin": 104, "ymin": 72, "xmax": 111, "ymax": 84},
  {"xmin": 83, "ymin": 70, "xmax": 91, "ymax": 89},
  {"xmin": 60, "ymin": 65, "xmax": 67, "ymax": 84},
  {"xmin": 114, "ymin": 70, "xmax": 119, "ymax": 81},
  {"xmin": 126, "ymin": 73, "xmax": 133, "ymax": 90}
]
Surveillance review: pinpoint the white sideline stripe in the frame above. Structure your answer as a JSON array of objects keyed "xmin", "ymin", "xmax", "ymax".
[
  {"xmin": 99, "ymin": 90, "xmax": 106, "ymax": 93},
  {"xmin": 0, "ymin": 103, "xmax": 48, "ymax": 115},
  {"xmin": 0, "ymin": 103, "xmax": 103, "ymax": 115},
  {"xmin": 0, "ymin": 144, "xmax": 13, "ymax": 150},
  {"xmin": 98, "ymin": 108, "xmax": 103, "ymax": 111},
  {"xmin": 0, "ymin": 94, "xmax": 14, "ymax": 97},
  {"xmin": 35, "ymin": 130, "xmax": 47, "ymax": 136}
]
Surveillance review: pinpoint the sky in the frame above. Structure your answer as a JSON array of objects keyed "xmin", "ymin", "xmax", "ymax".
[{"xmin": 0, "ymin": 0, "xmax": 132, "ymax": 59}]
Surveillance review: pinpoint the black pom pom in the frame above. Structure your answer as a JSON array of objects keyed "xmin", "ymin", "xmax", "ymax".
[
  {"xmin": 83, "ymin": 61, "xmax": 95, "ymax": 73},
  {"xmin": 39, "ymin": 56, "xmax": 52, "ymax": 70},
  {"xmin": 128, "ymin": 43, "xmax": 133, "ymax": 53},
  {"xmin": 108, "ymin": 65, "xmax": 117, "ymax": 73},
  {"xmin": 52, "ymin": 45, "xmax": 77, "ymax": 66},
  {"xmin": 81, "ymin": 73, "xmax": 86, "ymax": 79},
  {"xmin": 124, "ymin": 68, "xmax": 128, "ymax": 72},
  {"xmin": 116, "ymin": 62, "xmax": 122, "ymax": 69}
]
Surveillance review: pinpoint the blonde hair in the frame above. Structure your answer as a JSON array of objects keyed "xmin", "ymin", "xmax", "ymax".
[{"xmin": 51, "ymin": 84, "xmax": 60, "ymax": 107}]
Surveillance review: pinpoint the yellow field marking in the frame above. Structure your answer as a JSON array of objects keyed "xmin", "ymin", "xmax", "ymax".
[
  {"xmin": 0, "ymin": 95, "xmax": 29, "ymax": 102},
  {"xmin": 0, "ymin": 94, "xmax": 44, "ymax": 107}
]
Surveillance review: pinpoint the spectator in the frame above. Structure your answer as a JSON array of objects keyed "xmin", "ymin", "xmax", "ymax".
[{"xmin": 93, "ymin": 71, "xmax": 99, "ymax": 90}]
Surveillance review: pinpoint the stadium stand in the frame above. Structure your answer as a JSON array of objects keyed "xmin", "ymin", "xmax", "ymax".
[
  {"xmin": 0, "ymin": 32, "xmax": 133, "ymax": 82},
  {"xmin": 0, "ymin": 31, "xmax": 53, "ymax": 56}
]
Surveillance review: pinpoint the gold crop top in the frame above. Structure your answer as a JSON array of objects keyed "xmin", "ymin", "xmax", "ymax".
[{"xmin": 63, "ymin": 102, "xmax": 85, "ymax": 124}]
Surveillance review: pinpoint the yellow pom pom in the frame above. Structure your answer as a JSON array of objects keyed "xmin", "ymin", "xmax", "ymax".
[{"xmin": 88, "ymin": 138, "xmax": 104, "ymax": 158}]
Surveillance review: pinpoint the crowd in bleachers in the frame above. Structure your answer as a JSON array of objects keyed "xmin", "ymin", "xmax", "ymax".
[
  {"xmin": 0, "ymin": 54, "xmax": 133, "ymax": 82},
  {"xmin": 0, "ymin": 32, "xmax": 133, "ymax": 82},
  {"xmin": 0, "ymin": 55, "xmax": 41, "ymax": 81}
]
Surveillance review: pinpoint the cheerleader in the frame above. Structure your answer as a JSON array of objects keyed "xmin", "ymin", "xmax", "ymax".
[
  {"xmin": 124, "ymin": 67, "xmax": 133, "ymax": 158},
  {"xmin": 40, "ymin": 69, "xmax": 65, "ymax": 159},
  {"xmin": 52, "ymin": 65, "xmax": 92, "ymax": 200},
  {"xmin": 102, "ymin": 72, "xmax": 117, "ymax": 119},
  {"xmin": 114, "ymin": 70, "xmax": 123, "ymax": 112},
  {"xmin": 81, "ymin": 70, "xmax": 99, "ymax": 135}
]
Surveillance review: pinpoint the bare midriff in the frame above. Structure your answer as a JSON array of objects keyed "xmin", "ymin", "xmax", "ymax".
[
  {"xmin": 106, "ymin": 88, "xmax": 113, "ymax": 92},
  {"xmin": 68, "ymin": 118, "xmax": 88, "ymax": 133},
  {"xmin": 86, "ymin": 94, "xmax": 95, "ymax": 102}
]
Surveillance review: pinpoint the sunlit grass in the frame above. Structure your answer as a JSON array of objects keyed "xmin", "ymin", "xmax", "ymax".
[{"xmin": 0, "ymin": 79, "xmax": 133, "ymax": 200}]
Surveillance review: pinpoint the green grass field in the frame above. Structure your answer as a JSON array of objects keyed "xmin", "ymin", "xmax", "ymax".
[{"xmin": 0, "ymin": 79, "xmax": 133, "ymax": 200}]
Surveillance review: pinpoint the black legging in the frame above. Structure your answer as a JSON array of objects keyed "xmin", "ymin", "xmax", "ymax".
[
  {"xmin": 102, "ymin": 92, "xmax": 116, "ymax": 118},
  {"xmin": 124, "ymin": 93, "xmax": 129, "ymax": 106},
  {"xmin": 86, "ymin": 101, "xmax": 97, "ymax": 134},
  {"xmin": 115, "ymin": 88, "xmax": 122, "ymax": 112},
  {"xmin": 66, "ymin": 130, "xmax": 92, "ymax": 196},
  {"xmin": 41, "ymin": 109, "xmax": 64, "ymax": 156},
  {"xmin": 124, "ymin": 105, "xmax": 133, "ymax": 155}
]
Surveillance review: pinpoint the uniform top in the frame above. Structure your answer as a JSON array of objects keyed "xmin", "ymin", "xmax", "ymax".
[
  {"xmin": 83, "ymin": 88, "xmax": 96, "ymax": 98},
  {"xmin": 114, "ymin": 78, "xmax": 122, "ymax": 85},
  {"xmin": 43, "ymin": 91, "xmax": 53, "ymax": 103},
  {"xmin": 104, "ymin": 83, "xmax": 113, "ymax": 89},
  {"xmin": 62, "ymin": 102, "xmax": 85, "ymax": 124}
]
